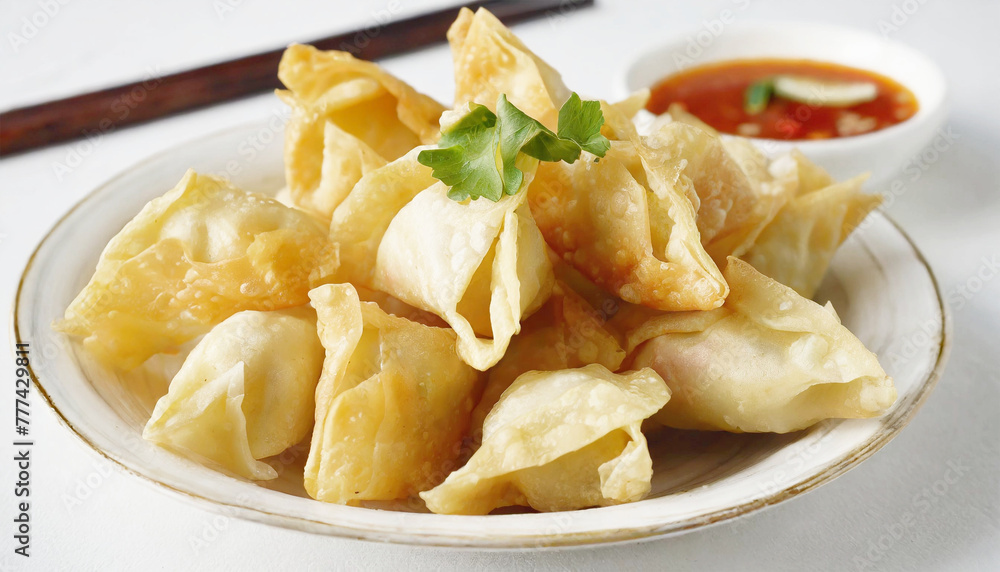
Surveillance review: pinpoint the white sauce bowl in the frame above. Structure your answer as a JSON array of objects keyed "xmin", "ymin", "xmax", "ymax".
[{"xmin": 621, "ymin": 22, "xmax": 948, "ymax": 188}]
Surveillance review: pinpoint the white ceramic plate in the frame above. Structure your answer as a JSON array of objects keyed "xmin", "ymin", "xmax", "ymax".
[{"xmin": 15, "ymin": 121, "xmax": 949, "ymax": 548}]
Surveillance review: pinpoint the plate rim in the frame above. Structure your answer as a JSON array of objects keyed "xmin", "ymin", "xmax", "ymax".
[{"xmin": 12, "ymin": 120, "xmax": 952, "ymax": 549}]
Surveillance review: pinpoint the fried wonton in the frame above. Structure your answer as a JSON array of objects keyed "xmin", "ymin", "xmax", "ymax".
[
  {"xmin": 664, "ymin": 102, "xmax": 714, "ymax": 133},
  {"xmin": 278, "ymin": 44, "xmax": 445, "ymax": 220},
  {"xmin": 143, "ymin": 306, "xmax": 323, "ymax": 480},
  {"xmin": 609, "ymin": 89, "xmax": 652, "ymax": 122},
  {"xmin": 528, "ymin": 111, "xmax": 727, "ymax": 311},
  {"xmin": 298, "ymin": 122, "xmax": 388, "ymax": 221},
  {"xmin": 420, "ymin": 365, "xmax": 669, "ymax": 514},
  {"xmin": 644, "ymin": 121, "xmax": 798, "ymax": 264},
  {"xmin": 742, "ymin": 153, "xmax": 881, "ymax": 298},
  {"xmin": 471, "ymin": 280, "xmax": 626, "ymax": 437},
  {"xmin": 450, "ymin": 11, "xmax": 730, "ymax": 312},
  {"xmin": 305, "ymin": 283, "xmax": 482, "ymax": 504},
  {"xmin": 352, "ymin": 284, "xmax": 448, "ymax": 328},
  {"xmin": 331, "ymin": 149, "xmax": 554, "ymax": 370},
  {"xmin": 55, "ymin": 170, "xmax": 337, "ymax": 370},
  {"xmin": 448, "ymin": 7, "xmax": 571, "ymax": 129},
  {"xmin": 626, "ymin": 258, "xmax": 896, "ymax": 433},
  {"xmin": 790, "ymin": 148, "xmax": 837, "ymax": 193}
]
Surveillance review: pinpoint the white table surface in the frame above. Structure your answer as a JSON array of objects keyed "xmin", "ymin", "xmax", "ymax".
[{"xmin": 1, "ymin": 0, "xmax": 998, "ymax": 570}]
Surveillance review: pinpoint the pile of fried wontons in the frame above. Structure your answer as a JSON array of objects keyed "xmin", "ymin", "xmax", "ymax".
[{"xmin": 56, "ymin": 8, "xmax": 895, "ymax": 515}]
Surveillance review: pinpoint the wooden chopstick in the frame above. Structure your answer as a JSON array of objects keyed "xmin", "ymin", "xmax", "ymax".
[{"xmin": 0, "ymin": 0, "xmax": 593, "ymax": 156}]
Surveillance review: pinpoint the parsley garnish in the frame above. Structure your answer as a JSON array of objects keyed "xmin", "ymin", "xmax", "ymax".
[{"xmin": 418, "ymin": 93, "xmax": 610, "ymax": 202}]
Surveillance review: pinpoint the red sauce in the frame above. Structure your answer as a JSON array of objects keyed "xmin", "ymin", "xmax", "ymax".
[{"xmin": 646, "ymin": 59, "xmax": 918, "ymax": 140}]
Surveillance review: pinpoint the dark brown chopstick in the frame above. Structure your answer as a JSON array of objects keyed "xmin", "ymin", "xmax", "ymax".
[{"xmin": 0, "ymin": 0, "xmax": 594, "ymax": 156}]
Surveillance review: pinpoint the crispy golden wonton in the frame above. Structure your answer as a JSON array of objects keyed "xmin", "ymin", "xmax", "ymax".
[
  {"xmin": 451, "ymin": 10, "xmax": 738, "ymax": 312},
  {"xmin": 645, "ymin": 119, "xmax": 797, "ymax": 264},
  {"xmin": 528, "ymin": 124, "xmax": 727, "ymax": 311},
  {"xmin": 62, "ymin": 7, "xmax": 900, "ymax": 515},
  {"xmin": 278, "ymin": 44, "xmax": 445, "ymax": 220},
  {"xmin": 56, "ymin": 170, "xmax": 337, "ymax": 370},
  {"xmin": 664, "ymin": 102, "xmax": 714, "ymax": 132},
  {"xmin": 627, "ymin": 258, "xmax": 896, "ymax": 433},
  {"xmin": 742, "ymin": 153, "xmax": 881, "ymax": 298},
  {"xmin": 448, "ymin": 7, "xmax": 571, "ymax": 129},
  {"xmin": 421, "ymin": 365, "xmax": 669, "ymax": 514},
  {"xmin": 143, "ymin": 306, "xmax": 323, "ymax": 480},
  {"xmin": 471, "ymin": 280, "xmax": 626, "ymax": 437},
  {"xmin": 667, "ymin": 106, "xmax": 873, "ymax": 295},
  {"xmin": 331, "ymin": 150, "xmax": 554, "ymax": 370},
  {"xmin": 305, "ymin": 284, "xmax": 482, "ymax": 504},
  {"xmin": 653, "ymin": 105, "xmax": 803, "ymax": 261},
  {"xmin": 296, "ymin": 121, "xmax": 387, "ymax": 221}
]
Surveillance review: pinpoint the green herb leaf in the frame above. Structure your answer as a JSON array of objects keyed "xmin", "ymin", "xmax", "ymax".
[
  {"xmin": 497, "ymin": 94, "xmax": 582, "ymax": 195},
  {"xmin": 417, "ymin": 92, "xmax": 610, "ymax": 202},
  {"xmin": 744, "ymin": 79, "xmax": 773, "ymax": 115},
  {"xmin": 417, "ymin": 105, "xmax": 503, "ymax": 202},
  {"xmin": 557, "ymin": 92, "xmax": 612, "ymax": 157}
]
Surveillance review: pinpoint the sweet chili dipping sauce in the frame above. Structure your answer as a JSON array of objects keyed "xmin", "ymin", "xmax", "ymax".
[{"xmin": 646, "ymin": 59, "xmax": 919, "ymax": 140}]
